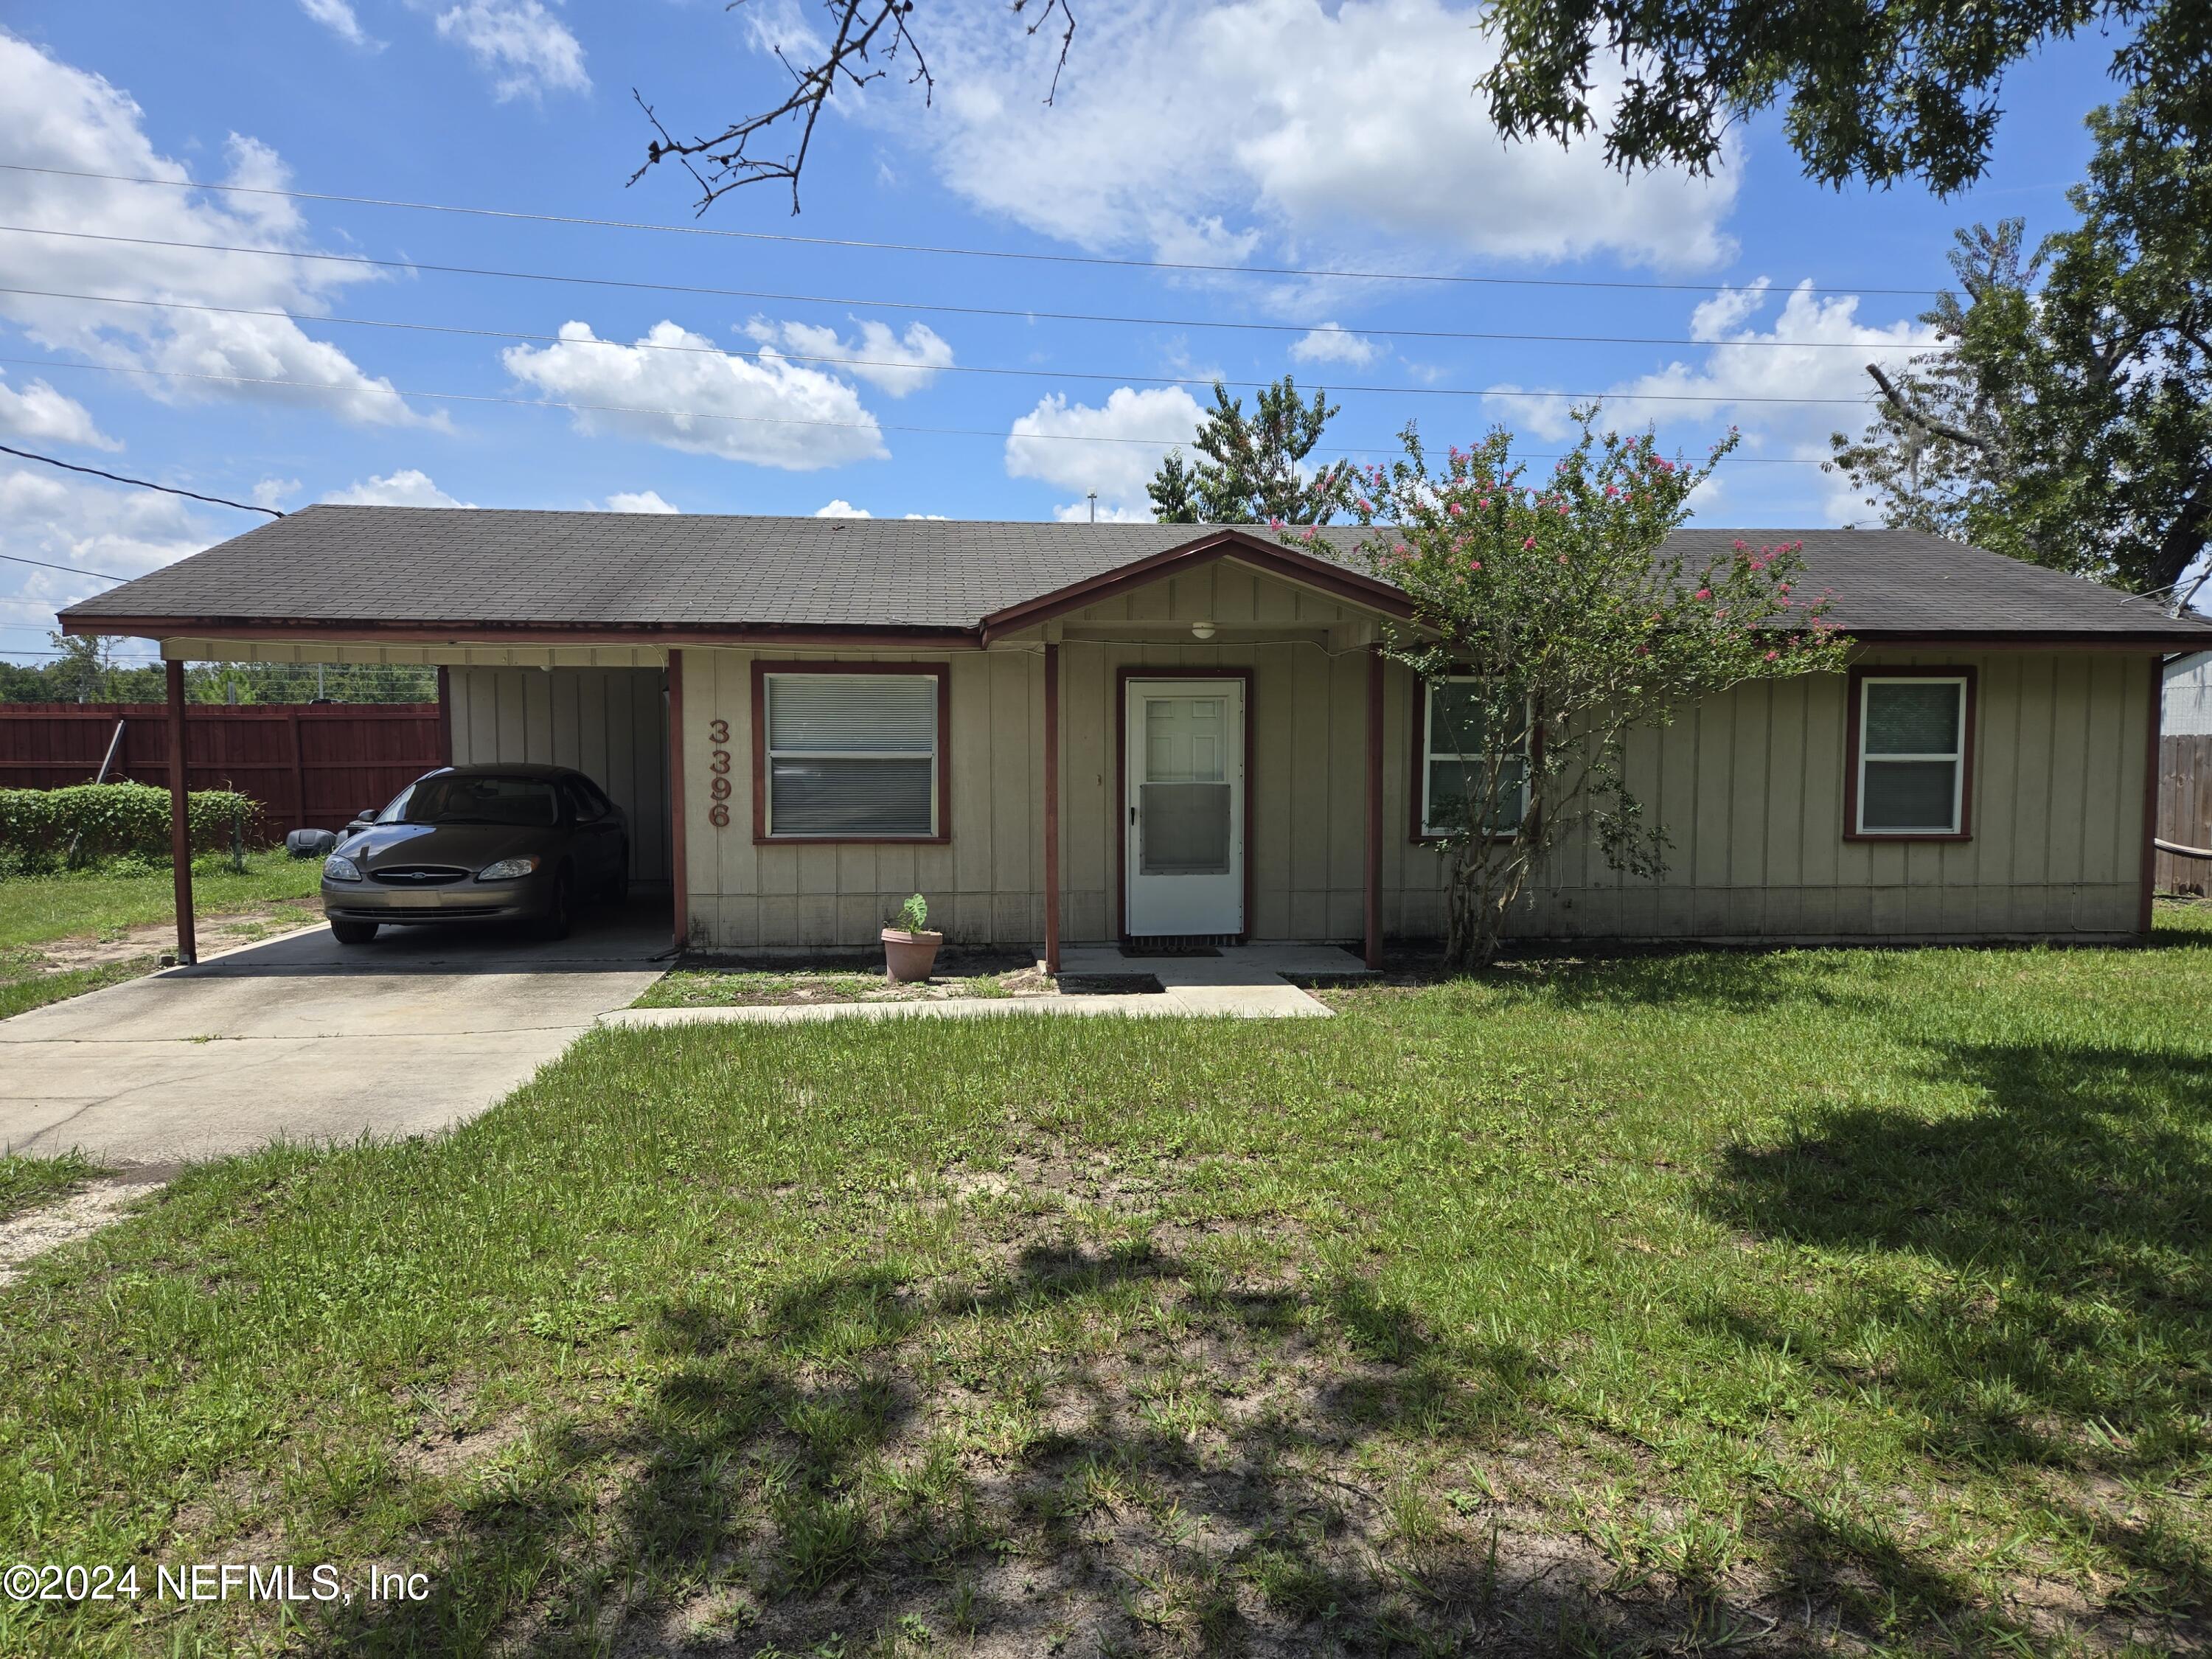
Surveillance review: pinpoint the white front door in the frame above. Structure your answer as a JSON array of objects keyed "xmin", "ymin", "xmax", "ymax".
[{"xmin": 1124, "ymin": 678, "xmax": 1244, "ymax": 938}]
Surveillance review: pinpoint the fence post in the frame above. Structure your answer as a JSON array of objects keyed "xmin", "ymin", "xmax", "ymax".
[{"xmin": 288, "ymin": 704, "xmax": 307, "ymax": 832}]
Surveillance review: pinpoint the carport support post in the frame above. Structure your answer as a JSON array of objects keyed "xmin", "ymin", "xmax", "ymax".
[
  {"xmin": 165, "ymin": 656, "xmax": 197, "ymax": 966},
  {"xmin": 1043, "ymin": 641, "xmax": 1061, "ymax": 974},
  {"xmin": 667, "ymin": 649, "xmax": 688, "ymax": 955},
  {"xmin": 1363, "ymin": 644, "xmax": 1384, "ymax": 971}
]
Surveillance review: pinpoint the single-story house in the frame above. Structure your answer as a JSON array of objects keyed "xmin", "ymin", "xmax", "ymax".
[{"xmin": 60, "ymin": 508, "xmax": 2212, "ymax": 965}]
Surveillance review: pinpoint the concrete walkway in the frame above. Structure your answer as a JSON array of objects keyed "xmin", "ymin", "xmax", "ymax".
[
  {"xmin": 602, "ymin": 942, "xmax": 1366, "ymax": 1031},
  {"xmin": 0, "ymin": 905, "xmax": 670, "ymax": 1164}
]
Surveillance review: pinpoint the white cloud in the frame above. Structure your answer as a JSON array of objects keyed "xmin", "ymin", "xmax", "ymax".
[
  {"xmin": 1005, "ymin": 385, "xmax": 1205, "ymax": 516},
  {"xmin": 1051, "ymin": 498, "xmax": 1155, "ymax": 524},
  {"xmin": 0, "ymin": 466, "xmax": 208, "ymax": 636},
  {"xmin": 0, "ymin": 370, "xmax": 116, "ymax": 450},
  {"xmin": 324, "ymin": 468, "xmax": 475, "ymax": 508},
  {"xmin": 502, "ymin": 321, "xmax": 887, "ymax": 470},
  {"xmin": 1483, "ymin": 279, "xmax": 1940, "ymax": 521},
  {"xmin": 421, "ymin": 0, "xmax": 588, "ymax": 100},
  {"xmin": 894, "ymin": 0, "xmax": 1736, "ymax": 272},
  {"xmin": 251, "ymin": 476, "xmax": 301, "ymax": 510},
  {"xmin": 815, "ymin": 498, "xmax": 872, "ymax": 518},
  {"xmin": 1289, "ymin": 324, "xmax": 1381, "ymax": 368},
  {"xmin": 0, "ymin": 36, "xmax": 427, "ymax": 428},
  {"xmin": 744, "ymin": 317, "xmax": 954, "ymax": 397},
  {"xmin": 602, "ymin": 490, "xmax": 680, "ymax": 513},
  {"xmin": 299, "ymin": 0, "xmax": 378, "ymax": 48}
]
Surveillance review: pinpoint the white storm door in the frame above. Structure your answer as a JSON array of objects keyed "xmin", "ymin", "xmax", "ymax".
[{"xmin": 1124, "ymin": 678, "xmax": 1244, "ymax": 937}]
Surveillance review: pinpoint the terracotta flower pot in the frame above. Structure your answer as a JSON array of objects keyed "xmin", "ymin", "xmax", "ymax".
[{"xmin": 882, "ymin": 928, "xmax": 944, "ymax": 984}]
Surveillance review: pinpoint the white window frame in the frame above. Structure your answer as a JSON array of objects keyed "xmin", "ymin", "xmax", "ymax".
[
  {"xmin": 762, "ymin": 670, "xmax": 942, "ymax": 841},
  {"xmin": 1854, "ymin": 673, "xmax": 1969, "ymax": 836},
  {"xmin": 1420, "ymin": 675, "xmax": 1531, "ymax": 839}
]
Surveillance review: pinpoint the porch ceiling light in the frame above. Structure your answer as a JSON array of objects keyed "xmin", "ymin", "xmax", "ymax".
[{"xmin": 1191, "ymin": 620, "xmax": 1217, "ymax": 640}]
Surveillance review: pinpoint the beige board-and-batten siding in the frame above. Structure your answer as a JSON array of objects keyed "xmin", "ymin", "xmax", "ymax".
[
  {"xmin": 674, "ymin": 639, "xmax": 2153, "ymax": 952},
  {"xmin": 444, "ymin": 665, "xmax": 673, "ymax": 886}
]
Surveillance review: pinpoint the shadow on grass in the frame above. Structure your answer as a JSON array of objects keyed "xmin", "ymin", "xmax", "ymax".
[
  {"xmin": 309, "ymin": 1234, "xmax": 1916, "ymax": 1658},
  {"xmin": 1698, "ymin": 1039, "xmax": 2212, "ymax": 1629}
]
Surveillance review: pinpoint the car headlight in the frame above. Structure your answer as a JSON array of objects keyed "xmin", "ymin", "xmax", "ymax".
[
  {"xmin": 476, "ymin": 855, "xmax": 540, "ymax": 882},
  {"xmin": 324, "ymin": 854, "xmax": 363, "ymax": 882}
]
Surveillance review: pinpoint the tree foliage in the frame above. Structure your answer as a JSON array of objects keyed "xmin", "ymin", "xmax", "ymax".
[
  {"xmin": 1478, "ymin": 0, "xmax": 2211, "ymax": 195},
  {"xmin": 1147, "ymin": 378, "xmax": 1352, "ymax": 526},
  {"xmin": 1342, "ymin": 416, "xmax": 1848, "ymax": 967},
  {"xmin": 1829, "ymin": 90, "xmax": 2212, "ymax": 597},
  {"xmin": 0, "ymin": 635, "xmax": 437, "ymax": 706}
]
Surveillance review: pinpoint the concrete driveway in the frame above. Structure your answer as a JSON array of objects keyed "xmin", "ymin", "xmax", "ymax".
[{"xmin": 0, "ymin": 904, "xmax": 671, "ymax": 1164}]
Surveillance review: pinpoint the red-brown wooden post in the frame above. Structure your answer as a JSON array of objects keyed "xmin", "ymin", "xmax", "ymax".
[
  {"xmin": 667, "ymin": 650, "xmax": 688, "ymax": 953},
  {"xmin": 1043, "ymin": 641, "xmax": 1062, "ymax": 973},
  {"xmin": 166, "ymin": 658, "xmax": 197, "ymax": 965},
  {"xmin": 1364, "ymin": 644, "xmax": 1384, "ymax": 970}
]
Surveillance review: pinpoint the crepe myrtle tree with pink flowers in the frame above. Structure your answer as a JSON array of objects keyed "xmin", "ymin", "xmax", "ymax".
[{"xmin": 1300, "ymin": 411, "xmax": 1850, "ymax": 967}]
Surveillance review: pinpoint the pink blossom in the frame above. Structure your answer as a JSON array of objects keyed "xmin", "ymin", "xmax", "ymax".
[
  {"xmin": 1468, "ymin": 560, "xmax": 1482, "ymax": 571},
  {"xmin": 1523, "ymin": 536, "xmax": 1536, "ymax": 549},
  {"xmin": 1477, "ymin": 497, "xmax": 1491, "ymax": 509},
  {"xmin": 1778, "ymin": 597, "xmax": 1792, "ymax": 608},
  {"xmin": 1695, "ymin": 588, "xmax": 1712, "ymax": 600},
  {"xmin": 1557, "ymin": 553, "xmax": 1570, "ymax": 566},
  {"xmin": 1764, "ymin": 650, "xmax": 1779, "ymax": 661},
  {"xmin": 1357, "ymin": 498, "xmax": 1374, "ymax": 514},
  {"xmin": 1447, "ymin": 501, "xmax": 1465, "ymax": 518}
]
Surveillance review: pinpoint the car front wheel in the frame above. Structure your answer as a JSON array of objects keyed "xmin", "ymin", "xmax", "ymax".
[
  {"xmin": 330, "ymin": 918, "xmax": 378, "ymax": 945},
  {"xmin": 536, "ymin": 870, "xmax": 574, "ymax": 941}
]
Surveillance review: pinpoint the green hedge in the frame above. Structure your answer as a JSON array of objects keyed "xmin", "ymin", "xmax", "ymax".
[{"xmin": 0, "ymin": 783, "xmax": 261, "ymax": 866}]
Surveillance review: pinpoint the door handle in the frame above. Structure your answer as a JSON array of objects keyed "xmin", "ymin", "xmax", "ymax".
[{"xmin": 1129, "ymin": 805, "xmax": 1138, "ymax": 826}]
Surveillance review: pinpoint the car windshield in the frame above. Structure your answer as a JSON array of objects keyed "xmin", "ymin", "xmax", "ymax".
[{"xmin": 386, "ymin": 776, "xmax": 560, "ymax": 827}]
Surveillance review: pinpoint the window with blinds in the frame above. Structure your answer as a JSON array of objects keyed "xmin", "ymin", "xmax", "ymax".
[
  {"xmin": 1854, "ymin": 675, "xmax": 1969, "ymax": 835},
  {"xmin": 763, "ymin": 672, "xmax": 940, "ymax": 838}
]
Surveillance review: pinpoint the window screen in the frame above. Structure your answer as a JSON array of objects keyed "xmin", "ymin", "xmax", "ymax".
[
  {"xmin": 765, "ymin": 673, "xmax": 939, "ymax": 837},
  {"xmin": 1422, "ymin": 678, "xmax": 1528, "ymax": 837},
  {"xmin": 1857, "ymin": 677, "xmax": 1966, "ymax": 834}
]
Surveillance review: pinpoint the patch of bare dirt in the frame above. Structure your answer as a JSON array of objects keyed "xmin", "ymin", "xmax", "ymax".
[
  {"xmin": 0, "ymin": 1164, "xmax": 175, "ymax": 1285},
  {"xmin": 33, "ymin": 898, "xmax": 324, "ymax": 973}
]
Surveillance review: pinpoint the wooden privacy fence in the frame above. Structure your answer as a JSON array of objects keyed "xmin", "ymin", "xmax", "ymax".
[
  {"xmin": 2157, "ymin": 734, "xmax": 2212, "ymax": 895},
  {"xmin": 0, "ymin": 703, "xmax": 447, "ymax": 835}
]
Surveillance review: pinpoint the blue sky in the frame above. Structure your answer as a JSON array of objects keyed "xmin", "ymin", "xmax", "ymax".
[{"xmin": 0, "ymin": 1, "xmax": 2123, "ymax": 665}]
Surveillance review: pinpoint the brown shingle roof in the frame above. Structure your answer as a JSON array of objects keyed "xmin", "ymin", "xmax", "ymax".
[{"xmin": 58, "ymin": 506, "xmax": 2212, "ymax": 644}]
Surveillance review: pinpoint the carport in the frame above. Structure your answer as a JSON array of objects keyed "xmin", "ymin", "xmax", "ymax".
[{"xmin": 125, "ymin": 638, "xmax": 673, "ymax": 964}]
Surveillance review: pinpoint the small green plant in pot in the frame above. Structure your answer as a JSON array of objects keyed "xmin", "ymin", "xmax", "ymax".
[{"xmin": 881, "ymin": 892, "xmax": 942, "ymax": 983}]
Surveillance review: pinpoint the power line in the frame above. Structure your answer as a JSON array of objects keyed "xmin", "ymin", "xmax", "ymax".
[
  {"xmin": 0, "ymin": 224, "xmax": 1930, "ymax": 358},
  {"xmin": 0, "ymin": 547, "xmax": 131, "ymax": 582},
  {"xmin": 0, "ymin": 162, "xmax": 1950, "ymax": 298},
  {"xmin": 0, "ymin": 285, "xmax": 1932, "ymax": 372},
  {"xmin": 0, "ymin": 442, "xmax": 280, "ymax": 518},
  {"xmin": 1, "ymin": 355, "xmax": 1874, "ymax": 465}
]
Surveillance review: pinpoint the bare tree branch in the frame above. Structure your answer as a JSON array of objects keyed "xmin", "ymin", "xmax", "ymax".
[
  {"xmin": 1865, "ymin": 361, "xmax": 1991, "ymax": 450},
  {"xmin": 630, "ymin": 0, "xmax": 1077, "ymax": 216}
]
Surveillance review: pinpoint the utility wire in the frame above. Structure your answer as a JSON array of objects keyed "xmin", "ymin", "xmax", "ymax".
[
  {"xmin": 0, "ymin": 442, "xmax": 281, "ymax": 517},
  {"xmin": 0, "ymin": 284, "xmax": 1931, "ymax": 365},
  {"xmin": 0, "ymin": 225, "xmax": 1928, "ymax": 359},
  {"xmin": 0, "ymin": 548, "xmax": 131, "ymax": 582},
  {"xmin": 0, "ymin": 162, "xmax": 1950, "ymax": 298},
  {"xmin": 1, "ymin": 355, "xmax": 1873, "ymax": 462}
]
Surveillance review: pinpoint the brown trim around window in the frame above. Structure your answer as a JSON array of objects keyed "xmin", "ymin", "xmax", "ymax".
[
  {"xmin": 1843, "ymin": 664, "xmax": 1978, "ymax": 841},
  {"xmin": 749, "ymin": 659, "xmax": 953, "ymax": 844},
  {"xmin": 1114, "ymin": 666, "xmax": 1254, "ymax": 944}
]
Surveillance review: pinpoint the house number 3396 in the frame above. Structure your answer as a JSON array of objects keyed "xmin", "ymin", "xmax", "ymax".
[{"xmin": 706, "ymin": 719, "xmax": 733, "ymax": 828}]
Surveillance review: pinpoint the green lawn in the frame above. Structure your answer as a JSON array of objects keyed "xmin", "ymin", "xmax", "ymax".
[
  {"xmin": 3, "ymin": 913, "xmax": 2208, "ymax": 1655},
  {"xmin": 0, "ymin": 851, "xmax": 323, "ymax": 953}
]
